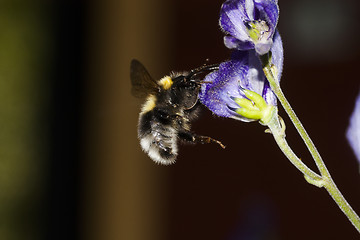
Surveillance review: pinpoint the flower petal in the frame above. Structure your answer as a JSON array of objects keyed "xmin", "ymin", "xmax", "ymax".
[
  {"xmin": 262, "ymin": 30, "xmax": 283, "ymax": 106},
  {"xmin": 220, "ymin": 0, "xmax": 255, "ymax": 43},
  {"xmin": 346, "ymin": 92, "xmax": 360, "ymax": 163},
  {"xmin": 220, "ymin": 0, "xmax": 280, "ymax": 55},
  {"xmin": 254, "ymin": 0, "xmax": 279, "ymax": 39},
  {"xmin": 199, "ymin": 50, "xmax": 276, "ymax": 121},
  {"xmin": 199, "ymin": 51, "xmax": 249, "ymax": 120},
  {"xmin": 224, "ymin": 35, "xmax": 254, "ymax": 50},
  {"xmin": 270, "ymin": 30, "xmax": 283, "ymax": 81}
]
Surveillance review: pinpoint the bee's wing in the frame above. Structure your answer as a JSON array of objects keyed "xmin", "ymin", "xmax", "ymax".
[{"xmin": 130, "ymin": 59, "xmax": 159, "ymax": 98}]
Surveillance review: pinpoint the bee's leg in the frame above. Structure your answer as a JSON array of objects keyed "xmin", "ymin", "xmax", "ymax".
[
  {"xmin": 195, "ymin": 135, "xmax": 226, "ymax": 149},
  {"xmin": 178, "ymin": 131, "xmax": 226, "ymax": 149}
]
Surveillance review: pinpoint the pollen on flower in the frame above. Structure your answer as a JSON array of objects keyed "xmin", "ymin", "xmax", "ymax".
[
  {"xmin": 244, "ymin": 20, "xmax": 273, "ymax": 55},
  {"xmin": 247, "ymin": 20, "xmax": 271, "ymax": 42}
]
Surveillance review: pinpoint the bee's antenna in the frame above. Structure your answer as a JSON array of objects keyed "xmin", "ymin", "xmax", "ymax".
[{"xmin": 186, "ymin": 63, "xmax": 219, "ymax": 81}]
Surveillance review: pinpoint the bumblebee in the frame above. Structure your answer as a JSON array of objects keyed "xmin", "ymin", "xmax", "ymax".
[{"xmin": 130, "ymin": 59, "xmax": 225, "ymax": 165}]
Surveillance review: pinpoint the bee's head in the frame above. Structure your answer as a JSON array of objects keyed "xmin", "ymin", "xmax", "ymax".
[
  {"xmin": 162, "ymin": 64, "xmax": 220, "ymax": 110},
  {"xmin": 169, "ymin": 63, "xmax": 219, "ymax": 87}
]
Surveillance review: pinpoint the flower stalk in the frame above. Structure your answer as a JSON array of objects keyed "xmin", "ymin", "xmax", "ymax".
[
  {"xmin": 262, "ymin": 54, "xmax": 360, "ymax": 233},
  {"xmin": 198, "ymin": 0, "xmax": 360, "ymax": 234},
  {"xmin": 265, "ymin": 108, "xmax": 322, "ymax": 183}
]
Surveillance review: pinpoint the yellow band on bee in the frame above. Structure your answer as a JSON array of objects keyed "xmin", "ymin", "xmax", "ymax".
[
  {"xmin": 158, "ymin": 76, "xmax": 173, "ymax": 90},
  {"xmin": 141, "ymin": 94, "xmax": 157, "ymax": 113}
]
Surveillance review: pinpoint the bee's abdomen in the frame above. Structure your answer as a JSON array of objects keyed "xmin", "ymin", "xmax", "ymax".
[{"xmin": 138, "ymin": 111, "xmax": 178, "ymax": 165}]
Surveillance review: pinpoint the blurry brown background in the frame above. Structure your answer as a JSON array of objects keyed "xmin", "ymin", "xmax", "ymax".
[{"xmin": 2, "ymin": 0, "xmax": 360, "ymax": 239}]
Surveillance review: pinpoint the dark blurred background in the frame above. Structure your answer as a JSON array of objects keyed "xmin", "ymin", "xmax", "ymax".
[{"xmin": 2, "ymin": 0, "xmax": 360, "ymax": 239}]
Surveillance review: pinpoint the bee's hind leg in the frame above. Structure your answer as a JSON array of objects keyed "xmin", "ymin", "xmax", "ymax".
[{"xmin": 178, "ymin": 131, "xmax": 226, "ymax": 149}]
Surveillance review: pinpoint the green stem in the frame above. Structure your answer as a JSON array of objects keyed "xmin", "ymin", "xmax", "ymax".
[
  {"xmin": 266, "ymin": 108, "xmax": 322, "ymax": 183},
  {"xmin": 324, "ymin": 176, "xmax": 360, "ymax": 232},
  {"xmin": 266, "ymin": 107, "xmax": 360, "ymax": 232},
  {"xmin": 262, "ymin": 61, "xmax": 360, "ymax": 233},
  {"xmin": 263, "ymin": 66, "xmax": 328, "ymax": 176}
]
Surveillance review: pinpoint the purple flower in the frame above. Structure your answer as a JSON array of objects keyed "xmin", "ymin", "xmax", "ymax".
[
  {"xmin": 220, "ymin": 0, "xmax": 279, "ymax": 55},
  {"xmin": 199, "ymin": 31, "xmax": 283, "ymax": 121},
  {"xmin": 346, "ymin": 92, "xmax": 360, "ymax": 163}
]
